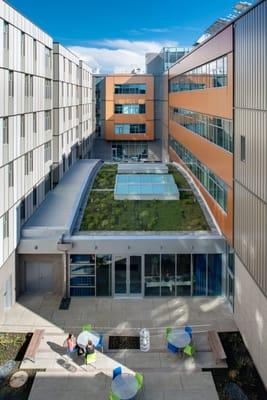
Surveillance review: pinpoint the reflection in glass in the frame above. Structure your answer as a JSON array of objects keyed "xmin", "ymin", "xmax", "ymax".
[
  {"xmin": 193, "ymin": 254, "xmax": 207, "ymax": 295},
  {"xmin": 130, "ymin": 256, "xmax": 142, "ymax": 294},
  {"xmin": 208, "ymin": 254, "xmax": 222, "ymax": 295},
  {"xmin": 176, "ymin": 254, "xmax": 191, "ymax": 296},
  {"xmin": 145, "ymin": 255, "xmax": 160, "ymax": 296},
  {"xmin": 115, "ymin": 256, "xmax": 127, "ymax": 294},
  {"xmin": 96, "ymin": 255, "xmax": 112, "ymax": 296},
  {"xmin": 161, "ymin": 254, "xmax": 175, "ymax": 296}
]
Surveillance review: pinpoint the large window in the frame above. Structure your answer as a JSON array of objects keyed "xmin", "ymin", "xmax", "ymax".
[
  {"xmin": 170, "ymin": 107, "xmax": 233, "ymax": 153},
  {"xmin": 115, "ymin": 104, "xmax": 146, "ymax": 114},
  {"xmin": 45, "ymin": 79, "xmax": 52, "ymax": 99},
  {"xmin": 112, "ymin": 142, "xmax": 148, "ymax": 161},
  {"xmin": 144, "ymin": 255, "xmax": 160, "ymax": 296},
  {"xmin": 115, "ymin": 124, "xmax": 146, "ymax": 135},
  {"xmin": 3, "ymin": 21, "xmax": 9, "ymax": 50},
  {"xmin": 25, "ymin": 75, "xmax": 33, "ymax": 97},
  {"xmin": 45, "ymin": 111, "xmax": 51, "ymax": 131},
  {"xmin": 3, "ymin": 118, "xmax": 8, "ymax": 144},
  {"xmin": 169, "ymin": 136, "xmax": 228, "ymax": 211},
  {"xmin": 44, "ymin": 142, "xmax": 51, "ymax": 162},
  {"xmin": 193, "ymin": 254, "xmax": 222, "ymax": 296},
  {"xmin": 45, "ymin": 46, "xmax": 51, "ymax": 69},
  {"xmin": 170, "ymin": 56, "xmax": 228, "ymax": 92},
  {"xmin": 70, "ymin": 255, "xmax": 96, "ymax": 296},
  {"xmin": 114, "ymin": 84, "xmax": 146, "ymax": 94},
  {"xmin": 207, "ymin": 254, "xmax": 222, "ymax": 295},
  {"xmin": 96, "ymin": 255, "xmax": 112, "ymax": 296},
  {"xmin": 176, "ymin": 254, "xmax": 191, "ymax": 296},
  {"xmin": 8, "ymin": 72, "xmax": 14, "ymax": 97},
  {"xmin": 161, "ymin": 254, "xmax": 176, "ymax": 296}
]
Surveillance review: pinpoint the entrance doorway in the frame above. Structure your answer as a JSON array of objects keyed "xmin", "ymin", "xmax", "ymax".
[
  {"xmin": 25, "ymin": 262, "xmax": 53, "ymax": 293},
  {"xmin": 114, "ymin": 255, "xmax": 143, "ymax": 296}
]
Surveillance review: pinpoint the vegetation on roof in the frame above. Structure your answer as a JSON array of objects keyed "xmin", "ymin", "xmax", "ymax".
[{"xmin": 80, "ymin": 163, "xmax": 209, "ymax": 231}]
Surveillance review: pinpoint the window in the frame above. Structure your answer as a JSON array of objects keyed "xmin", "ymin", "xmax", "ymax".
[
  {"xmin": 8, "ymin": 162, "xmax": 14, "ymax": 187},
  {"xmin": 20, "ymin": 199, "xmax": 25, "ymax": 221},
  {"xmin": 169, "ymin": 135, "xmax": 228, "ymax": 211},
  {"xmin": 25, "ymin": 75, "xmax": 33, "ymax": 97},
  {"xmin": 170, "ymin": 56, "xmax": 228, "ymax": 93},
  {"xmin": 144, "ymin": 255, "xmax": 160, "ymax": 296},
  {"xmin": 3, "ymin": 212, "xmax": 9, "ymax": 239},
  {"xmin": 45, "ymin": 111, "xmax": 51, "ymax": 131},
  {"xmin": 170, "ymin": 107, "xmax": 233, "ymax": 153},
  {"xmin": 21, "ymin": 32, "xmax": 25, "ymax": 56},
  {"xmin": 115, "ymin": 124, "xmax": 146, "ymax": 135},
  {"xmin": 69, "ymin": 60, "xmax": 72, "ymax": 75},
  {"xmin": 114, "ymin": 84, "xmax": 146, "ymax": 94},
  {"xmin": 33, "ymin": 39, "xmax": 37, "ymax": 61},
  {"xmin": 3, "ymin": 118, "xmax": 9, "ymax": 144},
  {"xmin": 21, "ymin": 115, "xmax": 25, "ymax": 138},
  {"xmin": 69, "ymin": 107, "xmax": 72, "ymax": 120},
  {"xmin": 114, "ymin": 104, "xmax": 146, "ymax": 114},
  {"xmin": 45, "ymin": 79, "xmax": 52, "ymax": 99},
  {"xmin": 8, "ymin": 71, "xmax": 14, "ymax": 97},
  {"xmin": 24, "ymin": 154, "xmax": 29, "ymax": 175},
  {"xmin": 241, "ymin": 135, "xmax": 246, "ymax": 162},
  {"xmin": 45, "ymin": 46, "xmax": 51, "ymax": 69},
  {"xmin": 29, "ymin": 151, "xmax": 33, "ymax": 172},
  {"xmin": 33, "ymin": 113, "xmax": 37, "ymax": 133},
  {"xmin": 44, "ymin": 141, "xmax": 51, "ymax": 162},
  {"xmin": 3, "ymin": 21, "xmax": 9, "ymax": 50},
  {"xmin": 33, "ymin": 187, "xmax": 37, "ymax": 207}
]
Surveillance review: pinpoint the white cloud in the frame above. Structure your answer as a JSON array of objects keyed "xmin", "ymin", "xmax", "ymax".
[{"xmin": 69, "ymin": 39, "xmax": 178, "ymax": 73}]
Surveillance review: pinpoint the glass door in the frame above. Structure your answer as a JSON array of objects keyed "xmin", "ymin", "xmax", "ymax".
[
  {"xmin": 129, "ymin": 256, "xmax": 142, "ymax": 295},
  {"xmin": 114, "ymin": 256, "xmax": 143, "ymax": 296},
  {"xmin": 114, "ymin": 256, "xmax": 127, "ymax": 295}
]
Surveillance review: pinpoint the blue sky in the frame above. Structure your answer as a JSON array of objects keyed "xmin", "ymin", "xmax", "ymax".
[{"xmin": 7, "ymin": 0, "xmax": 242, "ymax": 72}]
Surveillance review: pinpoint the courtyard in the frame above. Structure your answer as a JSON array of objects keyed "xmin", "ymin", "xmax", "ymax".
[{"xmin": 0, "ymin": 295, "xmax": 237, "ymax": 399}]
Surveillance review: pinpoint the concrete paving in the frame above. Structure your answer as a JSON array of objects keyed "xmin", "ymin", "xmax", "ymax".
[
  {"xmin": 28, "ymin": 370, "xmax": 219, "ymax": 400},
  {"xmin": 0, "ymin": 295, "xmax": 234, "ymax": 399}
]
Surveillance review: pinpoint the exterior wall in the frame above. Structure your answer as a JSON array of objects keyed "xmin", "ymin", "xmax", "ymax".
[
  {"xmin": 234, "ymin": 0, "xmax": 267, "ymax": 387},
  {"xmin": 79, "ymin": 60, "xmax": 95, "ymax": 159},
  {"xmin": 0, "ymin": 0, "xmax": 53, "ymax": 315},
  {"xmin": 0, "ymin": 251, "xmax": 15, "ymax": 324},
  {"xmin": 53, "ymin": 43, "xmax": 80, "ymax": 183},
  {"xmin": 18, "ymin": 254, "xmax": 65, "ymax": 296},
  {"xmin": 168, "ymin": 26, "xmax": 234, "ymax": 244},
  {"xmin": 235, "ymin": 255, "xmax": 267, "ymax": 387},
  {"xmin": 104, "ymin": 74, "xmax": 154, "ymax": 141}
]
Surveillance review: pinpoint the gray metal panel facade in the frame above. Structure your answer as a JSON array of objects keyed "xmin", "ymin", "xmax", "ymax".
[{"xmin": 234, "ymin": 0, "xmax": 267, "ymax": 296}]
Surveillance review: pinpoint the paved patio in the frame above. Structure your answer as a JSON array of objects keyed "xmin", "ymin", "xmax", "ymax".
[
  {"xmin": 1, "ymin": 295, "xmax": 236, "ymax": 334},
  {"xmin": 0, "ymin": 295, "xmax": 236, "ymax": 399}
]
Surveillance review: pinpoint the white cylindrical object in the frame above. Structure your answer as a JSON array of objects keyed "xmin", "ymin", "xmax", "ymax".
[{"xmin": 140, "ymin": 328, "xmax": 150, "ymax": 352}]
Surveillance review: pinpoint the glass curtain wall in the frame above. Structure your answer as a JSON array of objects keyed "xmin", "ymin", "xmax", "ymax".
[
  {"xmin": 96, "ymin": 255, "xmax": 112, "ymax": 296},
  {"xmin": 70, "ymin": 253, "xmax": 223, "ymax": 297}
]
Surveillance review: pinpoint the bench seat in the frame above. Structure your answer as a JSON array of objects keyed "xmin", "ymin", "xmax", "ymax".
[
  {"xmin": 23, "ymin": 329, "xmax": 45, "ymax": 363},
  {"xmin": 208, "ymin": 330, "xmax": 226, "ymax": 363}
]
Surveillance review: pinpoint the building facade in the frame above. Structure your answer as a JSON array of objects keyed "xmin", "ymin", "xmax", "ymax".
[
  {"xmin": 93, "ymin": 74, "xmax": 161, "ymax": 161},
  {"xmin": 233, "ymin": 0, "xmax": 267, "ymax": 385},
  {"xmin": 167, "ymin": 26, "xmax": 234, "ymax": 246},
  {"xmin": 0, "ymin": 0, "xmax": 54, "ymax": 322},
  {"xmin": 0, "ymin": 0, "xmax": 95, "ymax": 322}
]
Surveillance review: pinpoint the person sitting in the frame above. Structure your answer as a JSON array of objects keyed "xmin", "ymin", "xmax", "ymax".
[
  {"xmin": 66, "ymin": 333, "xmax": 77, "ymax": 354},
  {"xmin": 66, "ymin": 334, "xmax": 84, "ymax": 356},
  {"xmin": 85, "ymin": 339, "xmax": 95, "ymax": 355}
]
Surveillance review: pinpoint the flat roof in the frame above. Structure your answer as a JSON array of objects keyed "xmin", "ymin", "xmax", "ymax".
[{"xmin": 21, "ymin": 160, "xmax": 101, "ymax": 239}]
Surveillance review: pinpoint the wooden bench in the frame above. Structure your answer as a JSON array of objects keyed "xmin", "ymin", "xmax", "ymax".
[
  {"xmin": 208, "ymin": 330, "xmax": 226, "ymax": 363},
  {"xmin": 23, "ymin": 329, "xmax": 45, "ymax": 363}
]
